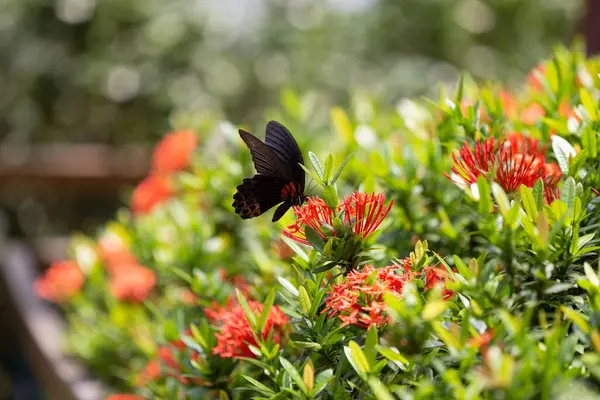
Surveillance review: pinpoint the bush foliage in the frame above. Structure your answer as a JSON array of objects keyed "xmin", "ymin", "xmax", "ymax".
[{"xmin": 36, "ymin": 46, "xmax": 600, "ymax": 399}]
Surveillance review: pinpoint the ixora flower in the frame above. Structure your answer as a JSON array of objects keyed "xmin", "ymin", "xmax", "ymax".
[
  {"xmin": 34, "ymin": 261, "xmax": 85, "ymax": 304},
  {"xmin": 105, "ymin": 395, "xmax": 145, "ymax": 400},
  {"xmin": 324, "ymin": 260, "xmax": 452, "ymax": 329},
  {"xmin": 282, "ymin": 197, "xmax": 334, "ymax": 245},
  {"xmin": 339, "ymin": 192, "xmax": 393, "ymax": 238},
  {"xmin": 282, "ymin": 192, "xmax": 392, "ymax": 245},
  {"xmin": 447, "ymin": 133, "xmax": 561, "ymax": 203},
  {"xmin": 131, "ymin": 174, "xmax": 174, "ymax": 215},
  {"xmin": 109, "ymin": 264, "xmax": 157, "ymax": 302},
  {"xmin": 205, "ymin": 299, "xmax": 289, "ymax": 358},
  {"xmin": 151, "ymin": 129, "xmax": 198, "ymax": 174}
]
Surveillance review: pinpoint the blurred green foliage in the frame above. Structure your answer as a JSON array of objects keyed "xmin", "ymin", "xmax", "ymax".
[{"xmin": 0, "ymin": 0, "xmax": 583, "ymax": 145}]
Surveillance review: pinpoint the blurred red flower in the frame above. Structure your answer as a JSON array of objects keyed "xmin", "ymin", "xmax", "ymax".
[
  {"xmin": 324, "ymin": 264, "xmax": 410, "ymax": 329},
  {"xmin": 339, "ymin": 192, "xmax": 393, "ymax": 238},
  {"xmin": 448, "ymin": 133, "xmax": 560, "ymax": 203},
  {"xmin": 34, "ymin": 261, "xmax": 84, "ymax": 304},
  {"xmin": 527, "ymin": 63, "xmax": 546, "ymax": 92},
  {"xmin": 422, "ymin": 266, "xmax": 454, "ymax": 300},
  {"xmin": 106, "ymin": 395, "xmax": 145, "ymax": 400},
  {"xmin": 500, "ymin": 91, "xmax": 518, "ymax": 118},
  {"xmin": 136, "ymin": 359, "xmax": 160, "ymax": 386},
  {"xmin": 131, "ymin": 175, "xmax": 173, "ymax": 215},
  {"xmin": 109, "ymin": 265, "xmax": 156, "ymax": 302},
  {"xmin": 152, "ymin": 130, "xmax": 198, "ymax": 174},
  {"xmin": 521, "ymin": 103, "xmax": 545, "ymax": 125},
  {"xmin": 97, "ymin": 236, "xmax": 137, "ymax": 274},
  {"xmin": 206, "ymin": 299, "xmax": 289, "ymax": 358},
  {"xmin": 282, "ymin": 197, "xmax": 334, "ymax": 245}
]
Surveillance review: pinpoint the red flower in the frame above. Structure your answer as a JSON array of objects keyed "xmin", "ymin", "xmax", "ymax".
[
  {"xmin": 422, "ymin": 266, "xmax": 454, "ymax": 300},
  {"xmin": 468, "ymin": 328, "xmax": 494, "ymax": 349},
  {"xmin": 282, "ymin": 197, "xmax": 334, "ymax": 245},
  {"xmin": 106, "ymin": 395, "xmax": 145, "ymax": 400},
  {"xmin": 205, "ymin": 300, "xmax": 289, "ymax": 358},
  {"xmin": 339, "ymin": 192, "xmax": 393, "ymax": 238},
  {"xmin": 34, "ymin": 261, "xmax": 84, "ymax": 304},
  {"xmin": 527, "ymin": 63, "xmax": 546, "ymax": 92},
  {"xmin": 448, "ymin": 134, "xmax": 560, "ymax": 203},
  {"xmin": 136, "ymin": 359, "xmax": 160, "ymax": 386},
  {"xmin": 131, "ymin": 175, "xmax": 173, "ymax": 215},
  {"xmin": 521, "ymin": 103, "xmax": 545, "ymax": 125},
  {"xmin": 152, "ymin": 130, "xmax": 198, "ymax": 174},
  {"xmin": 109, "ymin": 265, "xmax": 156, "ymax": 302},
  {"xmin": 500, "ymin": 91, "xmax": 518, "ymax": 118},
  {"xmin": 324, "ymin": 264, "xmax": 410, "ymax": 329},
  {"xmin": 97, "ymin": 236, "xmax": 137, "ymax": 274}
]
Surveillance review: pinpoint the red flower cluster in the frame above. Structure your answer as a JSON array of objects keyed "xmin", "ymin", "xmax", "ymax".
[
  {"xmin": 131, "ymin": 129, "xmax": 198, "ymax": 215},
  {"xmin": 282, "ymin": 197, "xmax": 334, "ymax": 245},
  {"xmin": 448, "ymin": 133, "xmax": 561, "ymax": 203},
  {"xmin": 98, "ymin": 232, "xmax": 156, "ymax": 302},
  {"xmin": 105, "ymin": 395, "xmax": 145, "ymax": 400},
  {"xmin": 324, "ymin": 260, "xmax": 452, "ymax": 329},
  {"xmin": 282, "ymin": 192, "xmax": 392, "ymax": 245},
  {"xmin": 151, "ymin": 130, "xmax": 198, "ymax": 174},
  {"xmin": 205, "ymin": 299, "xmax": 289, "ymax": 358},
  {"xmin": 340, "ymin": 192, "xmax": 394, "ymax": 238},
  {"xmin": 34, "ymin": 261, "xmax": 85, "ymax": 304}
]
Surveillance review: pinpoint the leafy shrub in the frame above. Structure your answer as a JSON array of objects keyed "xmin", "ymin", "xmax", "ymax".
[{"xmin": 35, "ymin": 46, "xmax": 600, "ymax": 399}]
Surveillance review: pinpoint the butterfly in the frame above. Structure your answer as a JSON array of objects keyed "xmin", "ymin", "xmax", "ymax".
[{"xmin": 233, "ymin": 120, "xmax": 306, "ymax": 222}]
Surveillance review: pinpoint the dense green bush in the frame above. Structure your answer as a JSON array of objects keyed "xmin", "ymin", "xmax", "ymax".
[{"xmin": 35, "ymin": 46, "xmax": 600, "ymax": 399}]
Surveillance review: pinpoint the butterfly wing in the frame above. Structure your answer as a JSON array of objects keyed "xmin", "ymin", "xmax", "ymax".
[
  {"xmin": 265, "ymin": 120, "xmax": 305, "ymax": 189},
  {"xmin": 232, "ymin": 175, "xmax": 287, "ymax": 219},
  {"xmin": 239, "ymin": 129, "xmax": 291, "ymax": 179}
]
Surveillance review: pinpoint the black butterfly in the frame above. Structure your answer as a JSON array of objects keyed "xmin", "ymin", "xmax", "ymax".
[{"xmin": 233, "ymin": 120, "xmax": 306, "ymax": 222}]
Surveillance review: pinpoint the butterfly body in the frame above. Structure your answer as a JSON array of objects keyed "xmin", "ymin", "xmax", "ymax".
[{"xmin": 233, "ymin": 121, "xmax": 306, "ymax": 222}]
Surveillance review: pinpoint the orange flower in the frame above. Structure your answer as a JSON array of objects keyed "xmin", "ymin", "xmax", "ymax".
[
  {"xmin": 152, "ymin": 130, "xmax": 198, "ymax": 174},
  {"xmin": 34, "ymin": 261, "xmax": 84, "ymax": 304},
  {"xmin": 106, "ymin": 395, "xmax": 145, "ymax": 400},
  {"xmin": 206, "ymin": 300, "xmax": 289, "ymax": 358},
  {"xmin": 282, "ymin": 197, "xmax": 334, "ymax": 245},
  {"xmin": 500, "ymin": 91, "xmax": 518, "ymax": 118},
  {"xmin": 521, "ymin": 103, "xmax": 545, "ymax": 125},
  {"xmin": 527, "ymin": 63, "xmax": 546, "ymax": 92},
  {"xmin": 468, "ymin": 328, "xmax": 494, "ymax": 349},
  {"xmin": 97, "ymin": 236, "xmax": 137, "ymax": 274},
  {"xmin": 558, "ymin": 101, "xmax": 580, "ymax": 122},
  {"xmin": 136, "ymin": 359, "xmax": 160, "ymax": 386},
  {"xmin": 131, "ymin": 175, "xmax": 173, "ymax": 215},
  {"xmin": 109, "ymin": 265, "xmax": 156, "ymax": 302},
  {"xmin": 422, "ymin": 266, "xmax": 454, "ymax": 300},
  {"xmin": 338, "ymin": 192, "xmax": 393, "ymax": 239}
]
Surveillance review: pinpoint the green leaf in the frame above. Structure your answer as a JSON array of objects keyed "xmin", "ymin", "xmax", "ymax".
[
  {"xmin": 582, "ymin": 126, "xmax": 598, "ymax": 159},
  {"xmin": 298, "ymin": 286, "xmax": 312, "ymax": 314},
  {"xmin": 368, "ymin": 377, "xmax": 395, "ymax": 400},
  {"xmin": 236, "ymin": 289, "xmax": 257, "ymax": 330},
  {"xmin": 584, "ymin": 263, "xmax": 600, "ymax": 287},
  {"xmin": 304, "ymin": 226, "xmax": 325, "ymax": 254},
  {"xmin": 520, "ymin": 185, "xmax": 537, "ymax": 221},
  {"xmin": 560, "ymin": 177, "xmax": 576, "ymax": 210},
  {"xmin": 561, "ymin": 306, "xmax": 590, "ymax": 334},
  {"xmin": 312, "ymin": 369, "xmax": 333, "ymax": 395},
  {"xmin": 376, "ymin": 345, "xmax": 408, "ymax": 364},
  {"xmin": 345, "ymin": 341, "xmax": 371, "ymax": 374},
  {"xmin": 331, "ymin": 153, "xmax": 354, "ymax": 185},
  {"xmin": 280, "ymin": 357, "xmax": 308, "ymax": 393},
  {"xmin": 303, "ymin": 360, "xmax": 314, "ymax": 392},
  {"xmin": 291, "ymin": 341, "xmax": 322, "ymax": 349},
  {"xmin": 256, "ymin": 289, "xmax": 275, "ymax": 333},
  {"xmin": 422, "ymin": 300, "xmax": 448, "ymax": 321},
  {"xmin": 323, "ymin": 185, "xmax": 338, "ymax": 211},
  {"xmin": 279, "ymin": 236, "xmax": 309, "ymax": 262},
  {"xmin": 331, "ymin": 107, "xmax": 354, "ymax": 144},
  {"xmin": 364, "ymin": 326, "xmax": 378, "ymax": 367},
  {"xmin": 243, "ymin": 375, "xmax": 275, "ymax": 396},
  {"xmin": 504, "ymin": 202, "xmax": 521, "ymax": 229},
  {"xmin": 491, "ymin": 183, "xmax": 510, "ymax": 216},
  {"xmin": 432, "ymin": 322, "xmax": 460, "ymax": 352},
  {"xmin": 552, "ymin": 135, "xmax": 577, "ymax": 175},
  {"xmin": 533, "ymin": 179, "xmax": 545, "ymax": 211},
  {"xmin": 299, "ymin": 163, "xmax": 324, "ymax": 186},
  {"xmin": 323, "ymin": 154, "xmax": 334, "ymax": 183},
  {"xmin": 580, "ymin": 88, "xmax": 597, "ymax": 119},
  {"xmin": 278, "ymin": 277, "xmax": 299, "ymax": 297},
  {"xmin": 309, "ymin": 151, "xmax": 324, "ymax": 179},
  {"xmin": 477, "ymin": 175, "xmax": 492, "ymax": 214}
]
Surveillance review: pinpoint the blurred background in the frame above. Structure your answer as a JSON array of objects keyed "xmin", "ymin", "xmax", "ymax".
[{"xmin": 0, "ymin": 0, "xmax": 592, "ymax": 398}]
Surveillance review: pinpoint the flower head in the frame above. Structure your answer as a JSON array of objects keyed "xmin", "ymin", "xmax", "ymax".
[
  {"xmin": 34, "ymin": 261, "xmax": 84, "ymax": 304},
  {"xmin": 109, "ymin": 265, "xmax": 156, "ymax": 302},
  {"xmin": 521, "ymin": 103, "xmax": 545, "ymax": 125},
  {"xmin": 339, "ymin": 192, "xmax": 393, "ymax": 238},
  {"xmin": 136, "ymin": 359, "xmax": 160, "ymax": 386},
  {"xmin": 205, "ymin": 299, "xmax": 289, "ymax": 358},
  {"xmin": 152, "ymin": 130, "xmax": 198, "ymax": 174},
  {"xmin": 131, "ymin": 175, "xmax": 173, "ymax": 215},
  {"xmin": 448, "ymin": 133, "xmax": 560, "ymax": 203},
  {"xmin": 282, "ymin": 197, "xmax": 334, "ymax": 245},
  {"xmin": 324, "ymin": 264, "xmax": 410, "ymax": 329}
]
